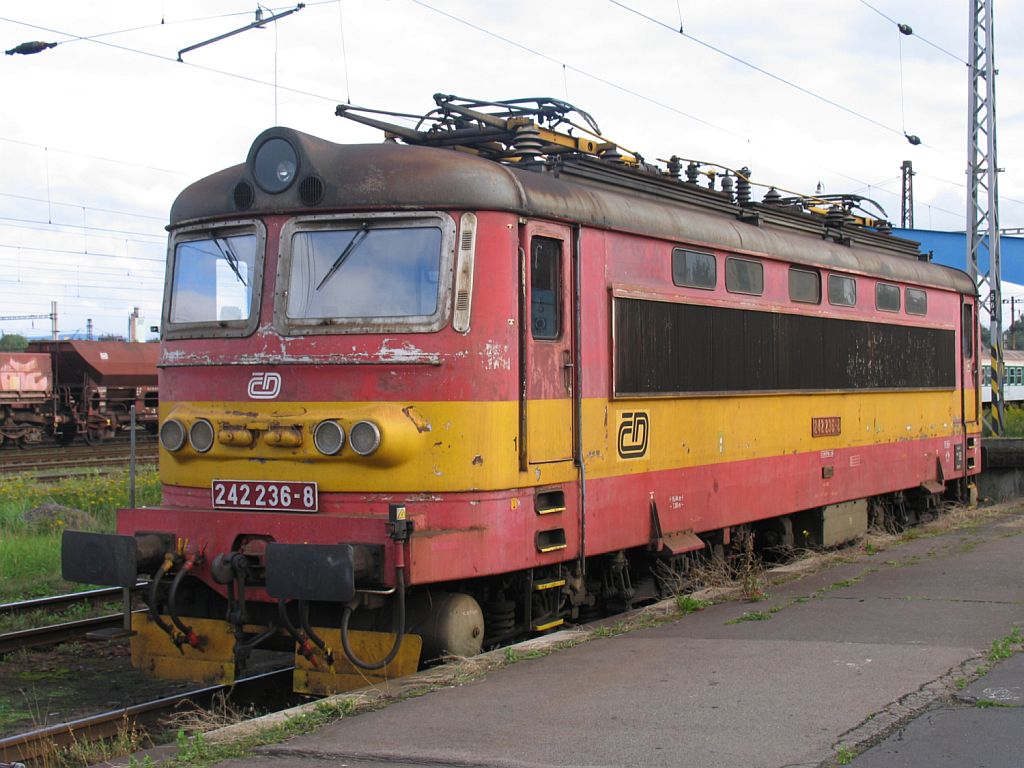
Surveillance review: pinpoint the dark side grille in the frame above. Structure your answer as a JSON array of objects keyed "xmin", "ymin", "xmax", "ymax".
[
  {"xmin": 299, "ymin": 175, "xmax": 325, "ymax": 206},
  {"xmin": 614, "ymin": 297, "xmax": 956, "ymax": 395},
  {"xmin": 233, "ymin": 181, "xmax": 255, "ymax": 210}
]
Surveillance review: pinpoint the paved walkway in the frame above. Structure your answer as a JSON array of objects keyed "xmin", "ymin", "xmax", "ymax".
[{"xmin": 200, "ymin": 504, "xmax": 1024, "ymax": 768}]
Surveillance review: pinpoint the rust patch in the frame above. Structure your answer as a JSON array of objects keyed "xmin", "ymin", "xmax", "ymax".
[
  {"xmin": 472, "ymin": 455, "xmax": 484, "ymax": 465},
  {"xmin": 411, "ymin": 525, "xmax": 488, "ymax": 539},
  {"xmin": 402, "ymin": 405, "xmax": 432, "ymax": 433}
]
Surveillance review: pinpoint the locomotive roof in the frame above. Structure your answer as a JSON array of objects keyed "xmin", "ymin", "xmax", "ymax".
[{"xmin": 170, "ymin": 127, "xmax": 976, "ymax": 296}]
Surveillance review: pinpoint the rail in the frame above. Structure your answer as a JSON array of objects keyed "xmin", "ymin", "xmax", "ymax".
[
  {"xmin": 0, "ymin": 667, "xmax": 295, "ymax": 764},
  {"xmin": 0, "ymin": 585, "xmax": 146, "ymax": 653}
]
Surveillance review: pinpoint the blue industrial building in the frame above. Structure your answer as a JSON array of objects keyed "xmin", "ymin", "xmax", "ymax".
[{"xmin": 892, "ymin": 228, "xmax": 1024, "ymax": 286}]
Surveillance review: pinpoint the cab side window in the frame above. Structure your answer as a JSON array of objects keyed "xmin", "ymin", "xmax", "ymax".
[{"xmin": 531, "ymin": 237, "xmax": 562, "ymax": 340}]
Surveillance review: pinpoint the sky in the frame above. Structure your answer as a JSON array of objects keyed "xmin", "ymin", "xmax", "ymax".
[{"xmin": 2, "ymin": 0, "xmax": 1023, "ymax": 339}]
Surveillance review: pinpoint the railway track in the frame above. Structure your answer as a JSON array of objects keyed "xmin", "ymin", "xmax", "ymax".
[
  {"xmin": 0, "ymin": 586, "xmax": 144, "ymax": 654},
  {"xmin": 0, "ymin": 666, "xmax": 295, "ymax": 765},
  {"xmin": 0, "ymin": 437, "xmax": 158, "ymax": 476}
]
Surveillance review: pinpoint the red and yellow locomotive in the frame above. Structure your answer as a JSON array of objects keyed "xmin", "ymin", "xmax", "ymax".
[{"xmin": 62, "ymin": 96, "xmax": 980, "ymax": 692}]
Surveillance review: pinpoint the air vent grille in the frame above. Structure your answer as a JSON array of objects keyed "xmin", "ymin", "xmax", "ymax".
[
  {"xmin": 233, "ymin": 181, "xmax": 255, "ymax": 210},
  {"xmin": 452, "ymin": 212, "xmax": 478, "ymax": 333},
  {"xmin": 299, "ymin": 175, "xmax": 325, "ymax": 206}
]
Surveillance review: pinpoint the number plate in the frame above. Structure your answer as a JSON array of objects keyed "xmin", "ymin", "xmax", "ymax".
[{"xmin": 211, "ymin": 480, "xmax": 318, "ymax": 512}]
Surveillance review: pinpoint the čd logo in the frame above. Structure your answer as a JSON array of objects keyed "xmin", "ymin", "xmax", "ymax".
[{"xmin": 617, "ymin": 411, "xmax": 649, "ymax": 459}]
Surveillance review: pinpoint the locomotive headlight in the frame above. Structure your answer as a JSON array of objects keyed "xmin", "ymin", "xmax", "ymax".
[
  {"xmin": 253, "ymin": 137, "xmax": 298, "ymax": 194},
  {"xmin": 188, "ymin": 419, "xmax": 215, "ymax": 453},
  {"xmin": 349, "ymin": 420, "xmax": 381, "ymax": 456},
  {"xmin": 159, "ymin": 419, "xmax": 186, "ymax": 452},
  {"xmin": 313, "ymin": 420, "xmax": 345, "ymax": 455}
]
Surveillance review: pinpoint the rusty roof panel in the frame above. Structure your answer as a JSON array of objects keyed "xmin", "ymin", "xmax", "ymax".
[{"xmin": 169, "ymin": 129, "xmax": 976, "ymax": 297}]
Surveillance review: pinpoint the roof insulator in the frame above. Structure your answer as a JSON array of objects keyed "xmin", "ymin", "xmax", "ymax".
[
  {"xmin": 763, "ymin": 187, "xmax": 782, "ymax": 205},
  {"xmin": 599, "ymin": 145, "xmax": 624, "ymax": 164},
  {"xmin": 685, "ymin": 162, "xmax": 700, "ymax": 185},
  {"xmin": 720, "ymin": 174, "xmax": 734, "ymax": 202},
  {"xmin": 667, "ymin": 156, "xmax": 682, "ymax": 180},
  {"xmin": 512, "ymin": 124, "xmax": 543, "ymax": 160},
  {"xmin": 826, "ymin": 205, "xmax": 847, "ymax": 229},
  {"xmin": 736, "ymin": 168, "xmax": 752, "ymax": 206}
]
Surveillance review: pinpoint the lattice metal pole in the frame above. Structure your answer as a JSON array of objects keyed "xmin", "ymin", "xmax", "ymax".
[
  {"xmin": 967, "ymin": 0, "xmax": 1002, "ymax": 434},
  {"xmin": 901, "ymin": 160, "xmax": 914, "ymax": 229}
]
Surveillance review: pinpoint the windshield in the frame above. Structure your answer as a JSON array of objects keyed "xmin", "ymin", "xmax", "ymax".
[
  {"xmin": 286, "ymin": 225, "xmax": 442, "ymax": 321},
  {"xmin": 169, "ymin": 233, "xmax": 257, "ymax": 324}
]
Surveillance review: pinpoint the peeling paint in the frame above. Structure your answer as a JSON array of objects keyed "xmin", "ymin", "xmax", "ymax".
[
  {"xmin": 481, "ymin": 341, "xmax": 512, "ymax": 371},
  {"xmin": 401, "ymin": 406, "xmax": 432, "ymax": 433},
  {"xmin": 377, "ymin": 338, "xmax": 429, "ymax": 363},
  {"xmin": 472, "ymin": 455, "xmax": 484, "ymax": 465}
]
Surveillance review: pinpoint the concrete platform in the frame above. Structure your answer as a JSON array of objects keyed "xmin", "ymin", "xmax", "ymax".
[{"xmin": 205, "ymin": 505, "xmax": 1024, "ymax": 768}]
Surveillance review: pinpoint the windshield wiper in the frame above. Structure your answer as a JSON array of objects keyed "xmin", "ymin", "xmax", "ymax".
[
  {"xmin": 316, "ymin": 226, "xmax": 369, "ymax": 292},
  {"xmin": 213, "ymin": 237, "xmax": 247, "ymax": 286}
]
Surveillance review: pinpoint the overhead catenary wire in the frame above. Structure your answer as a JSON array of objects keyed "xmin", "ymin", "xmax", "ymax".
[
  {"xmin": 856, "ymin": 0, "xmax": 967, "ymax": 65},
  {"xmin": 408, "ymin": 0, "xmax": 745, "ymax": 141},
  {"xmin": 2, "ymin": 4, "xmax": 982, "ymax": 216},
  {"xmin": 0, "ymin": 191, "xmax": 167, "ymax": 221},
  {"xmin": 605, "ymin": 0, "xmax": 930, "ymax": 148},
  {"xmin": 0, "ymin": 215, "xmax": 166, "ymax": 242}
]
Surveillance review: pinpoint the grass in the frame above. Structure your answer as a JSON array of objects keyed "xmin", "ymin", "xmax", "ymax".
[
  {"xmin": 987, "ymin": 626, "xmax": 1023, "ymax": 662},
  {"xmin": 835, "ymin": 744, "xmax": 855, "ymax": 765},
  {"xmin": 725, "ymin": 611, "xmax": 772, "ymax": 624},
  {"xmin": 1001, "ymin": 405, "xmax": 1024, "ymax": 437},
  {"xmin": 149, "ymin": 698, "xmax": 361, "ymax": 768},
  {"xmin": 676, "ymin": 595, "xmax": 712, "ymax": 614},
  {"xmin": 0, "ymin": 467, "xmax": 160, "ymax": 601}
]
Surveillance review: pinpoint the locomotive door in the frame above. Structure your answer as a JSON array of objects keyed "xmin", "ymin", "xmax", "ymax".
[
  {"xmin": 521, "ymin": 222, "xmax": 575, "ymax": 465},
  {"xmin": 962, "ymin": 297, "xmax": 979, "ymax": 426}
]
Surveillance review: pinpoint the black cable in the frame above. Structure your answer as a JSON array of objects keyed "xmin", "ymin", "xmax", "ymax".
[
  {"xmin": 340, "ymin": 569, "xmax": 406, "ymax": 671},
  {"xmin": 167, "ymin": 563, "xmax": 195, "ymax": 639},
  {"xmin": 146, "ymin": 563, "xmax": 174, "ymax": 635}
]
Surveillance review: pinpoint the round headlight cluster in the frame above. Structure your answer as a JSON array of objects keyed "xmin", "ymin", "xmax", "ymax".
[
  {"xmin": 253, "ymin": 137, "xmax": 298, "ymax": 193},
  {"xmin": 189, "ymin": 419, "xmax": 215, "ymax": 453},
  {"xmin": 313, "ymin": 420, "xmax": 345, "ymax": 455},
  {"xmin": 349, "ymin": 421, "xmax": 381, "ymax": 456},
  {"xmin": 312, "ymin": 419, "xmax": 380, "ymax": 456},
  {"xmin": 159, "ymin": 419, "xmax": 186, "ymax": 452}
]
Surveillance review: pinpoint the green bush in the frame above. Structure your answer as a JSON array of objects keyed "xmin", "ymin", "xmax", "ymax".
[{"xmin": 1001, "ymin": 406, "xmax": 1024, "ymax": 437}]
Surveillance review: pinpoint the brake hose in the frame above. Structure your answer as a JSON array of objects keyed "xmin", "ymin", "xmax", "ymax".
[
  {"xmin": 146, "ymin": 556, "xmax": 175, "ymax": 636},
  {"xmin": 340, "ymin": 566, "xmax": 406, "ymax": 670}
]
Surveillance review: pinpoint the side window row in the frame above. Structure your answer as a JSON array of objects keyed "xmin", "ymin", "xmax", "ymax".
[
  {"xmin": 977, "ymin": 365, "xmax": 1024, "ymax": 386},
  {"xmin": 670, "ymin": 248, "xmax": 927, "ymax": 315}
]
